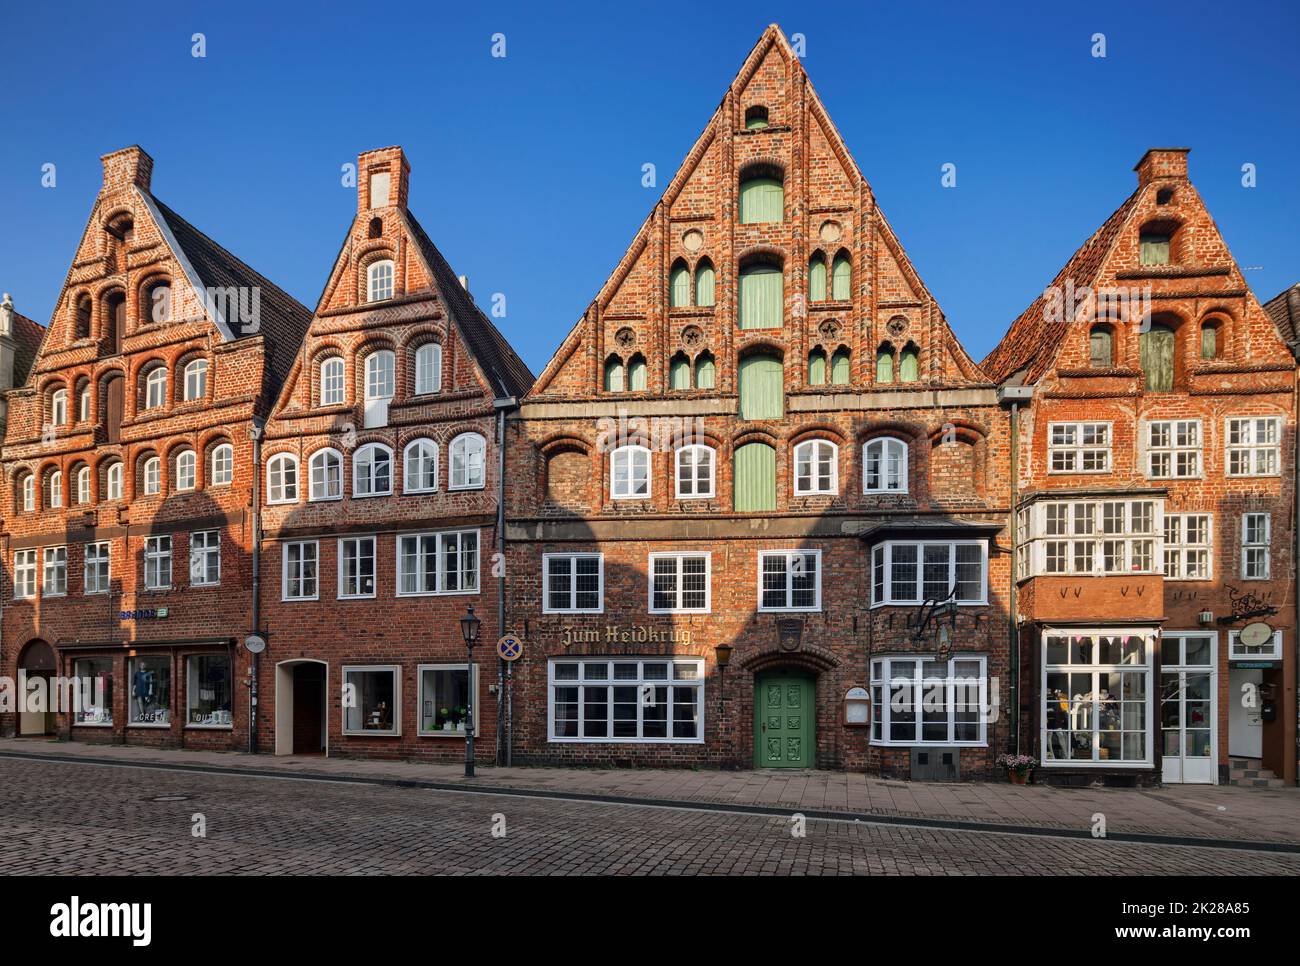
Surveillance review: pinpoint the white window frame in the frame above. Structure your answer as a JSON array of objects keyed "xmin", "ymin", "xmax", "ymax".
[
  {"xmin": 319, "ymin": 357, "xmax": 345, "ymax": 406},
  {"xmin": 1048, "ymin": 421, "xmax": 1111, "ymax": 473},
  {"xmin": 757, "ymin": 549, "xmax": 823, "ymax": 612},
  {"xmin": 449, "ymin": 432, "xmax": 486, "ymax": 491},
  {"xmin": 77, "ymin": 384, "xmax": 91, "ymax": 422},
  {"xmin": 21, "ymin": 474, "xmax": 34, "ymax": 512},
  {"xmin": 75, "ymin": 466, "xmax": 91, "ymax": 505},
  {"xmin": 542, "ymin": 553, "xmax": 605, "ymax": 614},
  {"xmin": 341, "ymin": 665, "xmax": 401, "ymax": 737},
  {"xmin": 366, "ymin": 260, "xmax": 395, "ymax": 302},
  {"xmin": 175, "ymin": 449, "xmax": 197, "ymax": 491},
  {"xmin": 1021, "ymin": 498, "xmax": 1161, "ymax": 578},
  {"xmin": 308, "ymin": 448, "xmax": 344, "ymax": 502},
  {"xmin": 1145, "ymin": 419, "xmax": 1201, "ymax": 479},
  {"xmin": 1162, "ymin": 513, "xmax": 1212, "ymax": 581},
  {"xmin": 282, "ymin": 540, "xmax": 319, "ymax": 601},
  {"xmin": 189, "ymin": 530, "xmax": 221, "ymax": 587},
  {"xmin": 1225, "ymin": 416, "xmax": 1281, "ymax": 478},
  {"xmin": 863, "ymin": 437, "xmax": 908, "ymax": 493},
  {"xmin": 610, "ymin": 444, "xmax": 651, "ymax": 500},
  {"xmin": 209, "ymin": 444, "xmax": 233, "ymax": 487},
  {"xmin": 403, "ymin": 439, "xmax": 439, "ymax": 493},
  {"xmin": 338, "ymin": 535, "xmax": 377, "ymax": 600},
  {"xmin": 547, "ymin": 657, "xmax": 706, "ymax": 744},
  {"xmin": 144, "ymin": 366, "xmax": 167, "ymax": 410},
  {"xmin": 13, "ymin": 549, "xmax": 36, "ymax": 599},
  {"xmin": 47, "ymin": 471, "xmax": 63, "ymax": 508},
  {"xmin": 363, "ymin": 350, "xmax": 395, "ymax": 428},
  {"xmin": 647, "ymin": 552, "xmax": 712, "ymax": 614},
  {"xmin": 395, "ymin": 529, "xmax": 480, "ymax": 597},
  {"xmin": 869, "ymin": 540, "xmax": 989, "ymax": 607},
  {"xmin": 1228, "ymin": 629, "xmax": 1282, "ymax": 662},
  {"xmin": 1241, "ymin": 512, "xmax": 1271, "ymax": 580},
  {"xmin": 414, "ymin": 343, "xmax": 442, "ymax": 395},
  {"xmin": 674, "ymin": 444, "xmax": 715, "ymax": 500},
  {"xmin": 84, "ymin": 541, "xmax": 110, "ymax": 595},
  {"xmin": 43, "ymin": 546, "xmax": 68, "ymax": 597},
  {"xmin": 51, "ymin": 388, "xmax": 68, "ymax": 426},
  {"xmin": 143, "ymin": 535, "xmax": 172, "ymax": 591},
  {"xmin": 141, "ymin": 458, "xmax": 160, "ymax": 497},
  {"xmin": 353, "ymin": 443, "xmax": 393, "ymax": 497},
  {"xmin": 266, "ymin": 453, "xmax": 299, "ymax": 504},
  {"xmin": 869, "ymin": 655, "xmax": 989, "ymax": 747},
  {"xmin": 182, "ymin": 359, "xmax": 208, "ymax": 402},
  {"xmin": 417, "ymin": 663, "xmax": 480, "ymax": 738},
  {"xmin": 106, "ymin": 462, "xmax": 124, "ymax": 500},
  {"xmin": 793, "ymin": 439, "xmax": 838, "ymax": 496}
]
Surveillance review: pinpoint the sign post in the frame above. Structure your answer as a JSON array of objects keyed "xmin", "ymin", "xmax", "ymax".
[{"xmin": 497, "ymin": 634, "xmax": 523, "ymax": 768}]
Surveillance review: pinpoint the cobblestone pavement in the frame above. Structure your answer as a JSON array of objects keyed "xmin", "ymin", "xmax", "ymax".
[{"xmin": 1, "ymin": 758, "xmax": 1297, "ymax": 875}]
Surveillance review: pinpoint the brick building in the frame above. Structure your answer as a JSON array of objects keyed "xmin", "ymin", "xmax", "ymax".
[
  {"xmin": 503, "ymin": 26, "xmax": 1014, "ymax": 776},
  {"xmin": 0, "ymin": 146, "xmax": 311, "ymax": 748},
  {"xmin": 256, "ymin": 147, "xmax": 532, "ymax": 760},
  {"xmin": 983, "ymin": 149, "xmax": 1298, "ymax": 786}
]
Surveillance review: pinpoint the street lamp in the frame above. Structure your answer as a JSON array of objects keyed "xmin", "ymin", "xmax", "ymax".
[{"xmin": 460, "ymin": 605, "xmax": 481, "ymax": 777}]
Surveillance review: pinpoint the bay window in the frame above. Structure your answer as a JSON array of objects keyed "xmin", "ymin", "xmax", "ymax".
[
  {"xmin": 1020, "ymin": 498, "xmax": 1160, "ymax": 577},
  {"xmin": 870, "ymin": 541, "xmax": 986, "ymax": 606},
  {"xmin": 870, "ymin": 655, "xmax": 987, "ymax": 745}
]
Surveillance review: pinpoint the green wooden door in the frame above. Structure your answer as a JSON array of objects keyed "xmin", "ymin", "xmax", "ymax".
[{"xmin": 755, "ymin": 671, "xmax": 815, "ymax": 768}]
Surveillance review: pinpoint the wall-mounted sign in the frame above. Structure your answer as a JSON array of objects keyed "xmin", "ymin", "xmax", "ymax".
[
  {"xmin": 777, "ymin": 619, "xmax": 803, "ymax": 651},
  {"xmin": 562, "ymin": 625, "xmax": 693, "ymax": 648},
  {"xmin": 120, "ymin": 608, "xmax": 168, "ymax": 621},
  {"xmin": 844, "ymin": 687, "xmax": 870, "ymax": 726},
  {"xmin": 1238, "ymin": 622, "xmax": 1274, "ymax": 648}
]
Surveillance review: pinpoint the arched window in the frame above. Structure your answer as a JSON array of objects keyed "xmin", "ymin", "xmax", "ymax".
[
  {"xmin": 739, "ymin": 262, "xmax": 783, "ymax": 329},
  {"xmin": 77, "ymin": 381, "xmax": 91, "ymax": 422},
  {"xmin": 807, "ymin": 348, "xmax": 827, "ymax": 385},
  {"xmin": 174, "ymin": 449, "xmax": 197, "ymax": 491},
  {"xmin": 1140, "ymin": 323, "xmax": 1176, "ymax": 391},
  {"xmin": 74, "ymin": 295, "xmax": 92, "ymax": 340},
  {"xmin": 675, "ymin": 445, "xmax": 715, "ymax": 499},
  {"xmin": 209, "ymin": 443, "xmax": 233, "ymax": 486},
  {"xmin": 831, "ymin": 347, "xmax": 850, "ymax": 385},
  {"xmin": 738, "ymin": 352, "xmax": 783, "ymax": 420},
  {"xmin": 367, "ymin": 259, "xmax": 394, "ymax": 302},
  {"xmin": 694, "ymin": 259, "xmax": 716, "ymax": 307},
  {"xmin": 604, "ymin": 355, "xmax": 625, "ymax": 393},
  {"xmin": 309, "ymin": 448, "xmax": 343, "ymax": 501},
  {"xmin": 1139, "ymin": 226, "xmax": 1172, "ymax": 266},
  {"xmin": 794, "ymin": 439, "xmax": 838, "ymax": 495},
  {"xmin": 899, "ymin": 343, "xmax": 920, "ymax": 383},
  {"xmin": 183, "ymin": 358, "xmax": 208, "ymax": 401},
  {"xmin": 733, "ymin": 441, "xmax": 776, "ymax": 512},
  {"xmin": 449, "ymin": 433, "xmax": 486, "ymax": 490},
  {"xmin": 142, "ymin": 364, "xmax": 167, "ymax": 411},
  {"xmin": 876, "ymin": 344, "xmax": 895, "ymax": 384},
  {"xmin": 1201, "ymin": 319, "xmax": 1223, "ymax": 360},
  {"xmin": 142, "ymin": 279, "xmax": 171, "ymax": 324},
  {"xmin": 141, "ymin": 457, "xmax": 161, "ymax": 497},
  {"xmin": 610, "ymin": 444, "xmax": 650, "ymax": 499},
  {"xmin": 75, "ymin": 465, "xmax": 92, "ymax": 505},
  {"xmin": 1089, "ymin": 324, "xmax": 1115, "ymax": 367},
  {"xmin": 47, "ymin": 470, "xmax": 63, "ymax": 509},
  {"xmin": 739, "ymin": 172, "xmax": 783, "ymax": 224},
  {"xmin": 50, "ymin": 388, "xmax": 68, "ymax": 426},
  {"xmin": 669, "ymin": 261, "xmax": 690, "ymax": 307},
  {"xmin": 368, "ymin": 217, "xmax": 382, "ymax": 239},
  {"xmin": 832, "ymin": 252, "xmax": 851, "ymax": 301},
  {"xmin": 808, "ymin": 253, "xmax": 827, "ymax": 302},
  {"xmin": 17, "ymin": 472, "xmax": 34, "ymax": 513},
  {"xmin": 414, "ymin": 343, "xmax": 442, "ymax": 395},
  {"xmin": 626, "ymin": 354, "xmax": 647, "ymax": 391},
  {"xmin": 864, "ymin": 438, "xmax": 908, "ymax": 493},
  {"xmin": 104, "ymin": 461, "xmax": 123, "ymax": 501},
  {"xmin": 745, "ymin": 105, "xmax": 769, "ymax": 130},
  {"xmin": 353, "ymin": 444, "xmax": 393, "ymax": 497},
  {"xmin": 403, "ymin": 439, "xmax": 439, "ymax": 493},
  {"xmin": 266, "ymin": 453, "xmax": 298, "ymax": 503},
  {"xmin": 669, "ymin": 352, "xmax": 691, "ymax": 390},
  {"xmin": 363, "ymin": 349, "xmax": 395, "ymax": 428},
  {"xmin": 694, "ymin": 352, "xmax": 716, "ymax": 390}
]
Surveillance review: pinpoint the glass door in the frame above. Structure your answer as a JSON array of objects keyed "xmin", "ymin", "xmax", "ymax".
[{"xmin": 1160, "ymin": 633, "xmax": 1217, "ymax": 784}]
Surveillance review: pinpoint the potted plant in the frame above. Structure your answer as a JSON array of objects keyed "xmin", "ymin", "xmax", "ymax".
[
  {"xmin": 996, "ymin": 753, "xmax": 1037, "ymax": 785},
  {"xmin": 440, "ymin": 708, "xmax": 454, "ymax": 732},
  {"xmin": 455, "ymin": 707, "xmax": 468, "ymax": 731}
]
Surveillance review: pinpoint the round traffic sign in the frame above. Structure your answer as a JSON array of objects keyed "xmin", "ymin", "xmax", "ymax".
[{"xmin": 497, "ymin": 634, "xmax": 524, "ymax": 662}]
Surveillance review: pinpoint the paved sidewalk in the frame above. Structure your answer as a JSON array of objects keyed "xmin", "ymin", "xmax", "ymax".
[{"xmin": 2, "ymin": 737, "xmax": 1296, "ymax": 847}]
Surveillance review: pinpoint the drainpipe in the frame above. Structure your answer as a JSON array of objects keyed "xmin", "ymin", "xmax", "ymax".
[
  {"xmin": 249, "ymin": 419, "xmax": 264, "ymax": 755},
  {"xmin": 1292, "ymin": 332, "xmax": 1300, "ymax": 786},
  {"xmin": 493, "ymin": 395, "xmax": 518, "ymax": 766},
  {"xmin": 998, "ymin": 384, "xmax": 1034, "ymax": 756}
]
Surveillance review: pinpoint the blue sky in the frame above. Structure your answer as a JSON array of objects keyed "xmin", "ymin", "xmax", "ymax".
[{"xmin": 1, "ymin": 0, "xmax": 1297, "ymax": 374}]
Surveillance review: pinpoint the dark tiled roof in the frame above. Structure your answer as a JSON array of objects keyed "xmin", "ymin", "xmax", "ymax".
[
  {"xmin": 405, "ymin": 213, "xmax": 534, "ymax": 399},
  {"xmin": 151, "ymin": 197, "xmax": 313, "ymax": 410},
  {"xmin": 1263, "ymin": 283, "xmax": 1300, "ymax": 348},
  {"xmin": 980, "ymin": 190, "xmax": 1141, "ymax": 385},
  {"xmin": 10, "ymin": 311, "xmax": 47, "ymax": 387}
]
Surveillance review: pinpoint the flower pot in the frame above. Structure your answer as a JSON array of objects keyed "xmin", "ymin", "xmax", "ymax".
[{"xmin": 1007, "ymin": 769, "xmax": 1031, "ymax": 785}]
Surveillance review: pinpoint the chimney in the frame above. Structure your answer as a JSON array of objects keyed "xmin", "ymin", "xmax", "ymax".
[
  {"xmin": 358, "ymin": 146, "xmax": 410, "ymax": 213},
  {"xmin": 1134, "ymin": 148, "xmax": 1189, "ymax": 188},
  {"xmin": 0, "ymin": 294, "xmax": 16, "ymax": 397},
  {"xmin": 101, "ymin": 145, "xmax": 154, "ymax": 192},
  {"xmin": 0, "ymin": 293, "xmax": 13, "ymax": 338}
]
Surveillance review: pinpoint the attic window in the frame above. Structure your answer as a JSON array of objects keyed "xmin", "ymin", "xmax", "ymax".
[
  {"xmin": 369, "ymin": 172, "xmax": 391, "ymax": 209},
  {"xmin": 368, "ymin": 217, "xmax": 383, "ymax": 239},
  {"xmin": 106, "ymin": 215, "xmax": 134, "ymax": 242},
  {"xmin": 745, "ymin": 106, "xmax": 769, "ymax": 130},
  {"xmin": 367, "ymin": 260, "xmax": 395, "ymax": 302},
  {"xmin": 1156, "ymin": 187, "xmax": 1174, "ymax": 205},
  {"xmin": 1139, "ymin": 231, "xmax": 1171, "ymax": 266}
]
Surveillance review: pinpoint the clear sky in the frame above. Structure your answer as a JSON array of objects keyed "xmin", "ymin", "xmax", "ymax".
[{"xmin": 2, "ymin": 0, "xmax": 1297, "ymax": 374}]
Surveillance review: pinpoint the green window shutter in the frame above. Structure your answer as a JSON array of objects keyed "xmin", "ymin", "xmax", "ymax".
[
  {"xmin": 694, "ymin": 263, "xmax": 716, "ymax": 306},
  {"xmin": 1140, "ymin": 235, "xmax": 1170, "ymax": 266},
  {"xmin": 604, "ymin": 358, "xmax": 625, "ymax": 392},
  {"xmin": 739, "ymin": 353, "xmax": 784, "ymax": 419},
  {"xmin": 876, "ymin": 349, "xmax": 894, "ymax": 384},
  {"xmin": 670, "ymin": 264, "xmax": 690, "ymax": 307},
  {"xmin": 831, "ymin": 254, "xmax": 851, "ymax": 300},
  {"xmin": 831, "ymin": 348, "xmax": 850, "ymax": 385},
  {"xmin": 1090, "ymin": 328, "xmax": 1113, "ymax": 367},
  {"xmin": 694, "ymin": 355, "xmax": 716, "ymax": 389},
  {"xmin": 1141, "ymin": 325, "xmax": 1175, "ymax": 391},
  {"xmin": 899, "ymin": 345, "xmax": 920, "ymax": 382},
  {"xmin": 808, "ymin": 256, "xmax": 827, "ymax": 302},
  {"xmin": 739, "ymin": 177, "xmax": 783, "ymax": 224},
  {"xmin": 733, "ymin": 442, "xmax": 777, "ymax": 512},
  {"xmin": 669, "ymin": 356, "xmax": 690, "ymax": 390},
  {"xmin": 739, "ymin": 264, "xmax": 783, "ymax": 329},
  {"xmin": 628, "ymin": 356, "xmax": 648, "ymax": 391},
  {"xmin": 1200, "ymin": 325, "xmax": 1217, "ymax": 359},
  {"xmin": 807, "ymin": 350, "xmax": 826, "ymax": 385}
]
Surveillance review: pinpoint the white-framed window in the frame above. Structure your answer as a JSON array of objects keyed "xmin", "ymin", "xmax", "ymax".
[
  {"xmin": 414, "ymin": 343, "xmax": 442, "ymax": 395},
  {"xmin": 1146, "ymin": 420, "xmax": 1201, "ymax": 478},
  {"xmin": 20, "ymin": 473, "xmax": 34, "ymax": 512},
  {"xmin": 396, "ymin": 529, "xmax": 479, "ymax": 596},
  {"xmin": 319, "ymin": 357, "xmax": 345, "ymax": 406},
  {"xmin": 144, "ymin": 366, "xmax": 167, "ymax": 410},
  {"xmin": 610, "ymin": 444, "xmax": 650, "ymax": 500},
  {"xmin": 13, "ymin": 549, "xmax": 36, "ymax": 599},
  {"xmin": 182, "ymin": 359, "xmax": 208, "ymax": 401},
  {"xmin": 189, "ymin": 530, "xmax": 221, "ymax": 586},
  {"xmin": 143, "ymin": 535, "xmax": 172, "ymax": 590},
  {"xmin": 84, "ymin": 541, "xmax": 110, "ymax": 595},
  {"xmin": 77, "ymin": 383, "xmax": 91, "ymax": 422},
  {"xmin": 543, "ymin": 553, "xmax": 604, "ymax": 613},
  {"xmin": 266, "ymin": 453, "xmax": 298, "ymax": 503},
  {"xmin": 283, "ymin": 540, "xmax": 319, "ymax": 601},
  {"xmin": 106, "ymin": 462, "xmax": 124, "ymax": 500},
  {"xmin": 1163, "ymin": 513, "xmax": 1212, "ymax": 580},
  {"xmin": 363, "ymin": 350, "xmax": 395, "ymax": 428},
  {"xmin": 548, "ymin": 657, "xmax": 704, "ymax": 744},
  {"xmin": 308, "ymin": 448, "xmax": 343, "ymax": 501},
  {"xmin": 75, "ymin": 466, "xmax": 91, "ymax": 505},
  {"xmin": 758, "ymin": 550, "xmax": 822, "ymax": 612},
  {"xmin": 418, "ymin": 663, "xmax": 479, "ymax": 736},
  {"xmin": 47, "ymin": 471, "xmax": 63, "ymax": 508},
  {"xmin": 1049, "ymin": 422, "xmax": 1111, "ymax": 473},
  {"xmin": 353, "ymin": 443, "xmax": 393, "ymax": 497},
  {"xmin": 1226, "ymin": 417, "xmax": 1280, "ymax": 477},
  {"xmin": 1241, "ymin": 512, "xmax": 1270, "ymax": 580},
  {"xmin": 1042, "ymin": 628, "xmax": 1153, "ymax": 767},
  {"xmin": 140, "ymin": 458, "xmax": 160, "ymax": 497},
  {"xmin": 43, "ymin": 546, "xmax": 67, "ymax": 597},
  {"xmin": 51, "ymin": 388, "xmax": 68, "ymax": 426},
  {"xmin": 1228, "ymin": 629, "xmax": 1282, "ymax": 661},
  {"xmin": 648, "ymin": 552, "xmax": 711, "ymax": 613},
  {"xmin": 449, "ymin": 432, "xmax": 486, "ymax": 490},
  {"xmin": 863, "ymin": 437, "xmax": 908, "ymax": 493},
  {"xmin": 209, "ymin": 444, "xmax": 233, "ymax": 487},
  {"xmin": 342, "ymin": 665, "xmax": 400, "ymax": 735},
  {"xmin": 338, "ymin": 536, "xmax": 376, "ymax": 599},
  {"xmin": 674, "ymin": 444, "xmax": 714, "ymax": 499},
  {"xmin": 870, "ymin": 540, "xmax": 987, "ymax": 606},
  {"xmin": 793, "ymin": 439, "xmax": 837, "ymax": 495},
  {"xmin": 403, "ymin": 439, "xmax": 438, "ymax": 493},
  {"xmin": 870, "ymin": 655, "xmax": 988, "ymax": 746},
  {"xmin": 366, "ymin": 260, "xmax": 395, "ymax": 302},
  {"xmin": 175, "ymin": 449, "xmax": 196, "ymax": 491},
  {"xmin": 1020, "ymin": 498, "xmax": 1160, "ymax": 577}
]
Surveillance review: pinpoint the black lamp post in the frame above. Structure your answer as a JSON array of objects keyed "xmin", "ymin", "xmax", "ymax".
[{"xmin": 460, "ymin": 605, "xmax": 481, "ymax": 777}]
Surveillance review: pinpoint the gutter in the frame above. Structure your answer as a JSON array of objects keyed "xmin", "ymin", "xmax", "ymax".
[
  {"xmin": 998, "ymin": 383, "xmax": 1033, "ymax": 756},
  {"xmin": 493, "ymin": 394, "xmax": 518, "ymax": 766}
]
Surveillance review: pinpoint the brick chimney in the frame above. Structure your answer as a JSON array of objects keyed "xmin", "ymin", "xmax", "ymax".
[
  {"xmin": 0, "ymin": 294, "xmax": 17, "ymax": 398},
  {"xmin": 358, "ymin": 146, "xmax": 410, "ymax": 213},
  {"xmin": 1134, "ymin": 148, "xmax": 1189, "ymax": 188},
  {"xmin": 101, "ymin": 145, "xmax": 154, "ymax": 191}
]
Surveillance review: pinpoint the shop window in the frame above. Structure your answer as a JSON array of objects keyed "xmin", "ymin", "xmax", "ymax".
[
  {"xmin": 187, "ymin": 654, "xmax": 233, "ymax": 728},
  {"xmin": 1042, "ymin": 630, "xmax": 1152, "ymax": 766},
  {"xmin": 548, "ymin": 657, "xmax": 704, "ymax": 743},
  {"xmin": 73, "ymin": 657, "xmax": 113, "ymax": 726},
  {"xmin": 419, "ymin": 664, "xmax": 480, "ymax": 736},
  {"xmin": 342, "ymin": 666, "xmax": 400, "ymax": 736},
  {"xmin": 129, "ymin": 654, "xmax": 172, "ymax": 727}
]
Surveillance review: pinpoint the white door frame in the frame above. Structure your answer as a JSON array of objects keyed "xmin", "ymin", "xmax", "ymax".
[
  {"xmin": 274, "ymin": 659, "xmax": 328, "ymax": 756},
  {"xmin": 1161, "ymin": 631, "xmax": 1218, "ymax": 784}
]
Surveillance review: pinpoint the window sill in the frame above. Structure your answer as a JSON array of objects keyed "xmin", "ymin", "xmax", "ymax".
[
  {"xmin": 185, "ymin": 724, "xmax": 233, "ymax": 731},
  {"xmin": 282, "ymin": 596, "xmax": 320, "ymax": 603},
  {"xmin": 1040, "ymin": 759, "xmax": 1153, "ymax": 769},
  {"xmin": 127, "ymin": 723, "xmax": 172, "ymax": 730},
  {"xmin": 869, "ymin": 740, "xmax": 987, "ymax": 748},
  {"xmin": 419, "ymin": 730, "xmax": 480, "ymax": 739},
  {"xmin": 72, "ymin": 721, "xmax": 113, "ymax": 728},
  {"xmin": 395, "ymin": 588, "xmax": 481, "ymax": 598},
  {"xmin": 547, "ymin": 737, "xmax": 705, "ymax": 745},
  {"xmin": 342, "ymin": 730, "xmax": 401, "ymax": 738}
]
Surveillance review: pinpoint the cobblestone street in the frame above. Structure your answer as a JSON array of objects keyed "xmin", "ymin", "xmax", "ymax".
[{"xmin": 1, "ymin": 757, "xmax": 1297, "ymax": 876}]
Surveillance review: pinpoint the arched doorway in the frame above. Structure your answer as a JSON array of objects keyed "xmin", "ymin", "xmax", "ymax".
[
  {"xmin": 753, "ymin": 667, "xmax": 816, "ymax": 768},
  {"xmin": 18, "ymin": 640, "xmax": 57, "ymax": 737},
  {"xmin": 274, "ymin": 659, "xmax": 327, "ymax": 756}
]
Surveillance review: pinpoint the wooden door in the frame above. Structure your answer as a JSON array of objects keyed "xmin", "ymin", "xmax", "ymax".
[{"xmin": 755, "ymin": 671, "xmax": 814, "ymax": 768}]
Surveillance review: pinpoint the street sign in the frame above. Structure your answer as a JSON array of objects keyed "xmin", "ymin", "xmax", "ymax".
[
  {"xmin": 497, "ymin": 634, "xmax": 523, "ymax": 662},
  {"xmin": 244, "ymin": 634, "xmax": 267, "ymax": 654}
]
